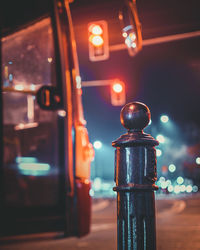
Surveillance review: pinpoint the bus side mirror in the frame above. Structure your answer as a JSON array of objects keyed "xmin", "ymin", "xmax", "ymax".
[{"xmin": 36, "ymin": 86, "xmax": 62, "ymax": 110}]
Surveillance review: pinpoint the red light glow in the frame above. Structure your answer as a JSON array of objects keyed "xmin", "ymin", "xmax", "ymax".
[
  {"xmin": 89, "ymin": 35, "xmax": 104, "ymax": 47},
  {"xmin": 89, "ymin": 24, "xmax": 103, "ymax": 35},
  {"xmin": 112, "ymin": 83, "xmax": 123, "ymax": 93}
]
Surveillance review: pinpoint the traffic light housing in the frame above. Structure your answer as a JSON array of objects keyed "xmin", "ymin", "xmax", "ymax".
[
  {"xmin": 119, "ymin": 0, "xmax": 142, "ymax": 56},
  {"xmin": 110, "ymin": 80, "xmax": 126, "ymax": 106},
  {"xmin": 88, "ymin": 20, "xmax": 109, "ymax": 61}
]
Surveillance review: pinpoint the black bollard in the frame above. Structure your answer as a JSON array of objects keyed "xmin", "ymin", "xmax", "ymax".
[{"xmin": 113, "ymin": 102, "xmax": 159, "ymax": 250}]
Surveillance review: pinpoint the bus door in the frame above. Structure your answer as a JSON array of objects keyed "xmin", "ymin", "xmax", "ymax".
[{"xmin": 0, "ymin": 9, "xmax": 69, "ymax": 237}]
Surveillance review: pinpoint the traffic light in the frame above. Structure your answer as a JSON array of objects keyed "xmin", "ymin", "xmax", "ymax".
[
  {"xmin": 88, "ymin": 20, "xmax": 109, "ymax": 61},
  {"xmin": 119, "ymin": 0, "xmax": 142, "ymax": 56},
  {"xmin": 110, "ymin": 80, "xmax": 126, "ymax": 106}
]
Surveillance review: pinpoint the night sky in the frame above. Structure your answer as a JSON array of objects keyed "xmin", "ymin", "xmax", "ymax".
[
  {"xmin": 71, "ymin": 0, "xmax": 200, "ymax": 179},
  {"xmin": 69, "ymin": 0, "xmax": 200, "ymax": 179},
  {"xmin": 71, "ymin": 1, "xmax": 200, "ymax": 136}
]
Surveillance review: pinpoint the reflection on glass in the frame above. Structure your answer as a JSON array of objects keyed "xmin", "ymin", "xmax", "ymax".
[{"xmin": 2, "ymin": 18, "xmax": 60, "ymax": 207}]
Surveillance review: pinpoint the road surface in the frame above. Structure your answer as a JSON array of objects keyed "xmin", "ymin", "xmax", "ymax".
[{"xmin": 1, "ymin": 194, "xmax": 200, "ymax": 249}]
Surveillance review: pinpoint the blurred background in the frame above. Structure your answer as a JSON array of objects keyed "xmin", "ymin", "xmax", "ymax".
[
  {"xmin": 70, "ymin": 0, "xmax": 200, "ymax": 198},
  {"xmin": 1, "ymin": 0, "xmax": 200, "ymax": 249}
]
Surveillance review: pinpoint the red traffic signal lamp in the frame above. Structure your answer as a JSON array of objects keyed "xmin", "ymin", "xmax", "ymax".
[
  {"xmin": 110, "ymin": 80, "xmax": 126, "ymax": 106},
  {"xmin": 88, "ymin": 20, "xmax": 109, "ymax": 61}
]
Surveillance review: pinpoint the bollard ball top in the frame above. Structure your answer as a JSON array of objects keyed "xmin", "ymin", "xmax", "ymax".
[{"xmin": 120, "ymin": 102, "xmax": 151, "ymax": 131}]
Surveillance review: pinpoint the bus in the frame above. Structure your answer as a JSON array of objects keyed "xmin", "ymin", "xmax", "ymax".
[{"xmin": 0, "ymin": 0, "xmax": 94, "ymax": 238}]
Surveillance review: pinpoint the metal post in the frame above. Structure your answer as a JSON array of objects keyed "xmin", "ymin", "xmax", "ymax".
[{"xmin": 113, "ymin": 102, "xmax": 159, "ymax": 250}]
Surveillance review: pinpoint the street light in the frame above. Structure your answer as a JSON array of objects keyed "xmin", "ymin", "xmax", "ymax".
[
  {"xmin": 156, "ymin": 134, "xmax": 165, "ymax": 143},
  {"xmin": 156, "ymin": 149, "xmax": 162, "ymax": 157},
  {"xmin": 93, "ymin": 140, "xmax": 102, "ymax": 150},
  {"xmin": 160, "ymin": 115, "xmax": 169, "ymax": 123},
  {"xmin": 169, "ymin": 164, "xmax": 176, "ymax": 173}
]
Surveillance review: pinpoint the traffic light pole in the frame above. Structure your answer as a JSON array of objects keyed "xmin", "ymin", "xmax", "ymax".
[
  {"xmin": 82, "ymin": 79, "xmax": 126, "ymax": 106},
  {"xmin": 113, "ymin": 102, "xmax": 159, "ymax": 250},
  {"xmin": 82, "ymin": 80, "xmax": 114, "ymax": 87},
  {"xmin": 109, "ymin": 30, "xmax": 200, "ymax": 52}
]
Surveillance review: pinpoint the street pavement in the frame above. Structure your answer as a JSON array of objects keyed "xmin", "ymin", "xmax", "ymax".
[{"xmin": 1, "ymin": 194, "xmax": 200, "ymax": 249}]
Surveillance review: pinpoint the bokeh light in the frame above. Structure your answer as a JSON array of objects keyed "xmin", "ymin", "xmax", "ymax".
[
  {"xmin": 169, "ymin": 164, "xmax": 176, "ymax": 173},
  {"xmin": 93, "ymin": 140, "xmax": 102, "ymax": 149},
  {"xmin": 177, "ymin": 176, "xmax": 184, "ymax": 185},
  {"xmin": 156, "ymin": 134, "xmax": 165, "ymax": 143},
  {"xmin": 174, "ymin": 185, "xmax": 181, "ymax": 194},
  {"xmin": 167, "ymin": 185, "xmax": 174, "ymax": 192},
  {"xmin": 196, "ymin": 157, "xmax": 200, "ymax": 165},
  {"xmin": 160, "ymin": 115, "xmax": 169, "ymax": 123},
  {"xmin": 156, "ymin": 149, "xmax": 162, "ymax": 157},
  {"xmin": 186, "ymin": 185, "xmax": 193, "ymax": 193}
]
